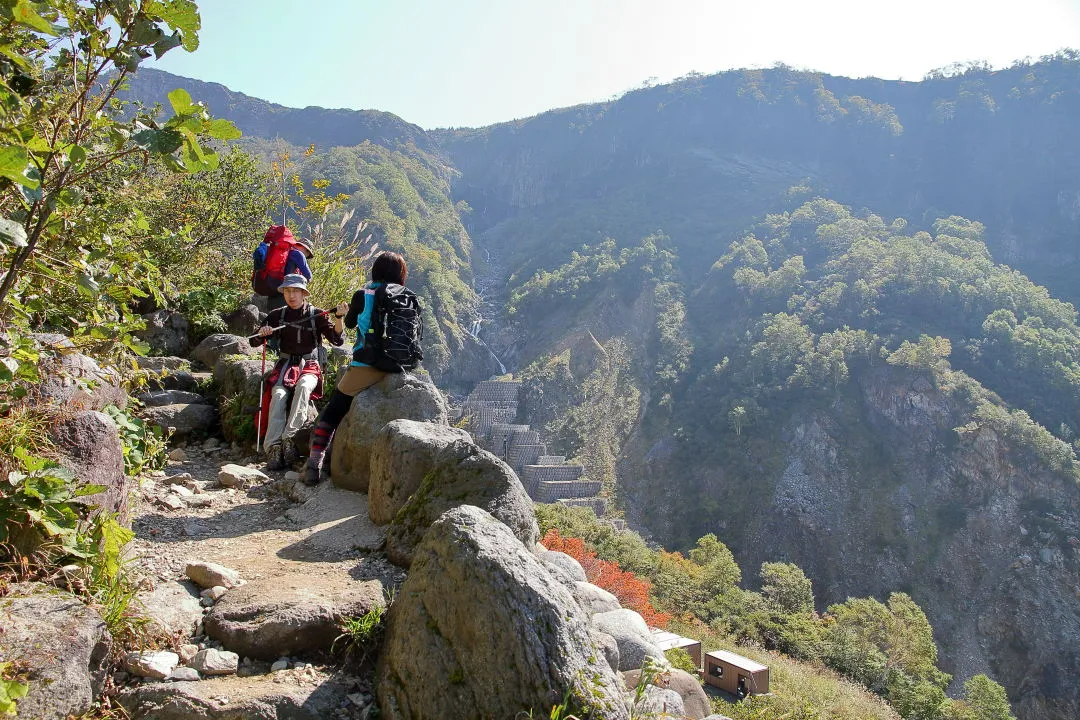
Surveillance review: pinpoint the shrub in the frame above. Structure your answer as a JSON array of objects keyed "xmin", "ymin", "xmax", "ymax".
[
  {"xmin": 104, "ymin": 405, "xmax": 168, "ymax": 477},
  {"xmin": 542, "ymin": 529, "xmax": 671, "ymax": 628}
]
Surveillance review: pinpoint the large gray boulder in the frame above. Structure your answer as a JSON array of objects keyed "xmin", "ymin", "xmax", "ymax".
[
  {"xmin": 367, "ymin": 419, "xmax": 472, "ymax": 525},
  {"xmin": 665, "ymin": 668, "xmax": 711, "ymax": 719},
  {"xmin": 214, "ymin": 356, "xmax": 263, "ymax": 400},
  {"xmin": 204, "ymin": 576, "xmax": 385, "ymax": 660},
  {"xmin": 222, "ymin": 304, "xmax": 262, "ymax": 337},
  {"xmin": 141, "ymin": 403, "xmax": 217, "ymax": 440},
  {"xmin": 623, "ymin": 668, "xmax": 710, "ymax": 719},
  {"xmin": 377, "ymin": 506, "xmax": 629, "ymax": 720},
  {"xmin": 330, "ymin": 373, "xmax": 448, "ymax": 492},
  {"xmin": 136, "ymin": 309, "xmax": 190, "ymax": 356},
  {"xmin": 384, "ymin": 440, "xmax": 539, "ymax": 568},
  {"xmin": 538, "ymin": 549, "xmax": 587, "ymax": 582},
  {"xmin": 0, "ymin": 583, "xmax": 111, "ymax": 720},
  {"xmin": 38, "ymin": 350, "xmax": 127, "ymax": 411},
  {"xmin": 593, "ymin": 608, "xmax": 667, "ymax": 672},
  {"xmin": 137, "ymin": 356, "xmax": 201, "ymax": 393},
  {"xmin": 189, "ymin": 333, "xmax": 256, "ymax": 370},
  {"xmin": 572, "ymin": 580, "xmax": 622, "ymax": 615},
  {"xmin": 213, "ymin": 356, "xmax": 264, "ymax": 445},
  {"xmin": 50, "ymin": 410, "xmax": 133, "ymax": 525}
]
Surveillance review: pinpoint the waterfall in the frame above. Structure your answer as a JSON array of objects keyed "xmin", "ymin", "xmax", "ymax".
[{"xmin": 467, "ymin": 313, "xmax": 506, "ymax": 374}]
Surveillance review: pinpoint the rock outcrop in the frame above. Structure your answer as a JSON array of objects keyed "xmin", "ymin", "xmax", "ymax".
[
  {"xmin": 330, "ymin": 373, "xmax": 448, "ymax": 492},
  {"xmin": 384, "ymin": 439, "xmax": 539, "ymax": 567},
  {"xmin": 38, "ymin": 349, "xmax": 127, "ymax": 411},
  {"xmin": 367, "ymin": 419, "xmax": 472, "ymax": 524},
  {"xmin": 190, "ymin": 333, "xmax": 257, "ymax": 370},
  {"xmin": 592, "ymin": 608, "xmax": 667, "ymax": 672},
  {"xmin": 377, "ymin": 505, "xmax": 630, "ymax": 720},
  {"xmin": 118, "ymin": 670, "xmax": 365, "ymax": 719},
  {"xmin": 0, "ymin": 584, "xmax": 111, "ymax": 720},
  {"xmin": 136, "ymin": 309, "xmax": 190, "ymax": 356},
  {"xmin": 50, "ymin": 409, "xmax": 134, "ymax": 524},
  {"xmin": 142, "ymin": 402, "xmax": 217, "ymax": 440}
]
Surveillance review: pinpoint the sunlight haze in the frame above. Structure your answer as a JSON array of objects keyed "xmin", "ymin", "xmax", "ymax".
[{"xmin": 150, "ymin": 0, "xmax": 1080, "ymax": 129}]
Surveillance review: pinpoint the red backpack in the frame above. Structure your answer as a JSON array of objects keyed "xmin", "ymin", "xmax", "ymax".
[{"xmin": 252, "ymin": 225, "xmax": 295, "ymax": 296}]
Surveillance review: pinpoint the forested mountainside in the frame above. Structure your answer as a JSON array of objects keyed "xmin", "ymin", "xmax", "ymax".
[
  {"xmin": 437, "ymin": 55, "xmax": 1080, "ymax": 304},
  {"xmin": 118, "ymin": 58, "xmax": 1080, "ymax": 720}
]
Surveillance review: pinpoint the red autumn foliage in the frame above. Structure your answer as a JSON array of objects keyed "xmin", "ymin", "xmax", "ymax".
[{"xmin": 541, "ymin": 528, "xmax": 672, "ymax": 628}]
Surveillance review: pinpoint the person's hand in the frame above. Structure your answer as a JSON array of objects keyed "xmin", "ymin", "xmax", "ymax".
[
  {"xmin": 335, "ymin": 302, "xmax": 348, "ymax": 318},
  {"xmin": 258, "ymin": 325, "xmax": 273, "ymax": 337}
]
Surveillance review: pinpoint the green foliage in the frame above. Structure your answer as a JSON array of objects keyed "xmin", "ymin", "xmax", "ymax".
[
  {"xmin": 0, "ymin": 448, "xmax": 103, "ymax": 562},
  {"xmin": 519, "ymin": 338, "xmax": 641, "ymax": 494},
  {"xmin": 176, "ymin": 286, "xmax": 245, "ymax": 341},
  {"xmin": 103, "ymin": 405, "xmax": 168, "ymax": 477},
  {"xmin": 86, "ymin": 515, "xmax": 145, "ymax": 642},
  {"xmin": 940, "ymin": 675, "xmax": 1015, "ymax": 720},
  {"xmin": 822, "ymin": 593, "xmax": 951, "ymax": 718},
  {"xmin": 332, "ymin": 597, "xmax": 390, "ymax": 664},
  {"xmin": 220, "ymin": 393, "xmax": 255, "ymax": 444},
  {"xmin": 663, "ymin": 647, "xmax": 699, "ymax": 675},
  {"xmin": 760, "ymin": 562, "xmax": 814, "ymax": 614},
  {"xmin": 0, "ymin": 0, "xmax": 237, "ymax": 326},
  {"xmin": 0, "ymin": 662, "xmax": 29, "ymax": 717}
]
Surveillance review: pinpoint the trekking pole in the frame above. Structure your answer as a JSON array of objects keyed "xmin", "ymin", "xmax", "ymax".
[
  {"xmin": 246, "ymin": 325, "xmax": 286, "ymax": 342},
  {"xmin": 254, "ymin": 343, "xmax": 267, "ymax": 451}
]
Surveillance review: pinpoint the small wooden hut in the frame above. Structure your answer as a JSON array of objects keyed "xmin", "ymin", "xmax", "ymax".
[{"xmin": 703, "ymin": 649, "xmax": 769, "ymax": 697}]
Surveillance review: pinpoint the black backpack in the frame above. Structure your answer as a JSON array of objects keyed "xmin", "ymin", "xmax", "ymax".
[{"xmin": 354, "ymin": 283, "xmax": 424, "ymax": 372}]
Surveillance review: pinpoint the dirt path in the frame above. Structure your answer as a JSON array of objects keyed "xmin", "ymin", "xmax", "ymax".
[{"xmin": 121, "ymin": 441, "xmax": 404, "ymax": 719}]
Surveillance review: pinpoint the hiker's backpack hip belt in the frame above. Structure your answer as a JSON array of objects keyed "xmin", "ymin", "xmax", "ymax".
[{"xmin": 278, "ymin": 351, "xmax": 319, "ymax": 364}]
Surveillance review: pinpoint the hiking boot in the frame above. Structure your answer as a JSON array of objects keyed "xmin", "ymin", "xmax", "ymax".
[
  {"xmin": 282, "ymin": 441, "xmax": 299, "ymax": 467},
  {"xmin": 265, "ymin": 443, "xmax": 285, "ymax": 471},
  {"xmin": 303, "ymin": 460, "xmax": 322, "ymax": 486}
]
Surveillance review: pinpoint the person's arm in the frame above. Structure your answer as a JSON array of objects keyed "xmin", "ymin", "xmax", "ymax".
[
  {"xmin": 287, "ymin": 249, "xmax": 312, "ymax": 280},
  {"xmin": 317, "ymin": 306, "xmax": 345, "ymax": 346},
  {"xmin": 344, "ymin": 289, "xmax": 365, "ymax": 329}
]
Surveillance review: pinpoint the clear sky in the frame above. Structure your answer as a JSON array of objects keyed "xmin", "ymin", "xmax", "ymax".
[{"xmin": 148, "ymin": 0, "xmax": 1080, "ymax": 130}]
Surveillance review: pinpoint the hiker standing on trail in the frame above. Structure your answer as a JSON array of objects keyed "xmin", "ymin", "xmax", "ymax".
[
  {"xmin": 250, "ymin": 273, "xmax": 347, "ymax": 470},
  {"xmin": 304, "ymin": 251, "xmax": 422, "ymax": 485},
  {"xmin": 252, "ymin": 226, "xmax": 314, "ymax": 313}
]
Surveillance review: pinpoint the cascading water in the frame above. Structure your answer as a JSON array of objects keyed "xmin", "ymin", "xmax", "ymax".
[{"xmin": 466, "ymin": 314, "xmax": 506, "ymax": 375}]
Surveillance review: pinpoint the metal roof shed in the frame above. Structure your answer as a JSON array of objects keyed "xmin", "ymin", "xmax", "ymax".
[
  {"xmin": 703, "ymin": 649, "xmax": 769, "ymax": 698},
  {"xmin": 648, "ymin": 628, "xmax": 702, "ymax": 669}
]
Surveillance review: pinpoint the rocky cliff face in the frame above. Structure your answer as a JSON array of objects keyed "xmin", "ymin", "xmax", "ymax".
[{"xmin": 627, "ymin": 365, "xmax": 1080, "ymax": 720}]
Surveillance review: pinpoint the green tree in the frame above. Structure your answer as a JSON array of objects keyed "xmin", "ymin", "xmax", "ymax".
[
  {"xmin": 0, "ymin": 0, "xmax": 239, "ymax": 312},
  {"xmin": 760, "ymin": 561, "xmax": 814, "ymax": 614},
  {"xmin": 962, "ymin": 675, "xmax": 1014, "ymax": 720},
  {"xmin": 689, "ymin": 533, "xmax": 742, "ymax": 597}
]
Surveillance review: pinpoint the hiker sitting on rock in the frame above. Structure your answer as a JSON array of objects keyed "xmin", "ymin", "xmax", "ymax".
[
  {"xmin": 305, "ymin": 251, "xmax": 420, "ymax": 485},
  {"xmin": 250, "ymin": 273, "xmax": 347, "ymax": 470}
]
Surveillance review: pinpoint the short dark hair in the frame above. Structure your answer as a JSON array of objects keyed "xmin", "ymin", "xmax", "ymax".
[{"xmin": 371, "ymin": 251, "xmax": 407, "ymax": 285}]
